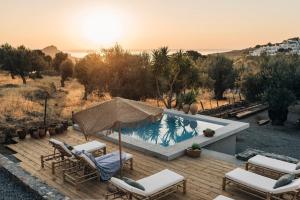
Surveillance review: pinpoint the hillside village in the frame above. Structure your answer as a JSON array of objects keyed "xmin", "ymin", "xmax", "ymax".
[{"xmin": 250, "ymin": 37, "xmax": 300, "ymax": 56}]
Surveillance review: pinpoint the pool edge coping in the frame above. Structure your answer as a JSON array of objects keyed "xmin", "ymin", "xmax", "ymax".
[
  {"xmin": 101, "ymin": 109, "xmax": 249, "ymax": 160},
  {"xmin": 0, "ymin": 153, "xmax": 68, "ymax": 200}
]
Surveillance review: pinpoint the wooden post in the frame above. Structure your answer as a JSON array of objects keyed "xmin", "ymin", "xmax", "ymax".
[
  {"xmin": 239, "ymin": 92, "xmax": 242, "ymax": 101},
  {"xmin": 200, "ymin": 101, "xmax": 204, "ymax": 111},
  {"xmin": 245, "ymin": 162, "xmax": 249, "ymax": 170},
  {"xmin": 43, "ymin": 95, "xmax": 48, "ymax": 132},
  {"xmin": 118, "ymin": 125, "xmax": 123, "ymax": 178},
  {"xmin": 222, "ymin": 177, "xmax": 226, "ymax": 191},
  {"xmin": 183, "ymin": 180, "xmax": 187, "ymax": 194},
  {"xmin": 216, "ymin": 99, "xmax": 219, "ymax": 108},
  {"xmin": 71, "ymin": 111, "xmax": 74, "ymax": 124}
]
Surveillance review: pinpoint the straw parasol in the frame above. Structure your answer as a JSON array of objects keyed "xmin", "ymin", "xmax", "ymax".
[{"xmin": 72, "ymin": 97, "xmax": 163, "ymax": 176}]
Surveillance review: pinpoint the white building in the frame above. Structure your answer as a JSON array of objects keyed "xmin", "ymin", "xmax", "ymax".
[{"xmin": 250, "ymin": 38, "xmax": 300, "ymax": 56}]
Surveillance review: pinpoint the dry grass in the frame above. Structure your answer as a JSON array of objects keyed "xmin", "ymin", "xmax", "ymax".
[{"xmin": 0, "ymin": 70, "xmax": 240, "ymax": 129}]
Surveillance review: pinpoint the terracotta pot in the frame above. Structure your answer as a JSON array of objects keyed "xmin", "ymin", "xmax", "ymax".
[
  {"xmin": 62, "ymin": 120, "xmax": 69, "ymax": 131},
  {"xmin": 182, "ymin": 104, "xmax": 190, "ymax": 114},
  {"xmin": 48, "ymin": 124, "xmax": 56, "ymax": 136},
  {"xmin": 17, "ymin": 128, "xmax": 26, "ymax": 140},
  {"xmin": 30, "ymin": 127, "xmax": 39, "ymax": 139},
  {"xmin": 203, "ymin": 129, "xmax": 215, "ymax": 137},
  {"xmin": 55, "ymin": 124, "xmax": 64, "ymax": 134},
  {"xmin": 190, "ymin": 103, "xmax": 198, "ymax": 115},
  {"xmin": 185, "ymin": 147, "xmax": 201, "ymax": 158},
  {"xmin": 38, "ymin": 127, "xmax": 46, "ymax": 138}
]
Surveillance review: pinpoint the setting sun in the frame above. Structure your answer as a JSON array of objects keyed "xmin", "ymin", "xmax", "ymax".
[{"xmin": 81, "ymin": 11, "xmax": 122, "ymax": 46}]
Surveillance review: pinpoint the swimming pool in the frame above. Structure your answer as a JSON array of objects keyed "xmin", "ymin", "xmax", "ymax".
[
  {"xmin": 103, "ymin": 109, "xmax": 249, "ymax": 160},
  {"xmin": 121, "ymin": 114, "xmax": 224, "ymax": 147}
]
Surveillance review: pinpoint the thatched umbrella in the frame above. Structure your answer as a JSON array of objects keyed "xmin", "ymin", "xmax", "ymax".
[{"xmin": 72, "ymin": 97, "xmax": 163, "ymax": 176}]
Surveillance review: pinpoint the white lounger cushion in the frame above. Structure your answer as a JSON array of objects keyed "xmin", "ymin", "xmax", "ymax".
[
  {"xmin": 249, "ymin": 155, "xmax": 300, "ymax": 174},
  {"xmin": 73, "ymin": 140, "xmax": 106, "ymax": 152},
  {"xmin": 214, "ymin": 195, "xmax": 234, "ymax": 200},
  {"xmin": 225, "ymin": 168, "xmax": 300, "ymax": 194},
  {"xmin": 49, "ymin": 138, "xmax": 73, "ymax": 156},
  {"xmin": 111, "ymin": 169, "xmax": 184, "ymax": 197}
]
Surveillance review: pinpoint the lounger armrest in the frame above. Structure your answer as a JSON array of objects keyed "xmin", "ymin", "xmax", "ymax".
[{"xmin": 271, "ymin": 178, "xmax": 300, "ymax": 194}]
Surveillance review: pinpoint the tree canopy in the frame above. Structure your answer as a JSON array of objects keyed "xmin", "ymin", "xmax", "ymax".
[{"xmin": 202, "ymin": 55, "xmax": 236, "ymax": 100}]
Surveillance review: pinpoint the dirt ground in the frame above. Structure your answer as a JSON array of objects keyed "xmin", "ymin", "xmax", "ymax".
[{"xmin": 236, "ymin": 103, "xmax": 300, "ymax": 159}]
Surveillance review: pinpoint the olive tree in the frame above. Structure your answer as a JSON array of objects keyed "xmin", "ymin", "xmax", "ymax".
[
  {"xmin": 103, "ymin": 46, "xmax": 155, "ymax": 100},
  {"xmin": 59, "ymin": 59, "xmax": 74, "ymax": 87},
  {"xmin": 52, "ymin": 52, "xmax": 68, "ymax": 71},
  {"xmin": 203, "ymin": 55, "xmax": 236, "ymax": 100},
  {"xmin": 74, "ymin": 53, "xmax": 107, "ymax": 100},
  {"xmin": 151, "ymin": 47, "xmax": 200, "ymax": 108}
]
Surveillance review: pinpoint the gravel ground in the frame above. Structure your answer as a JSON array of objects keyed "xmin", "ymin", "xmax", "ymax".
[
  {"xmin": 236, "ymin": 104, "xmax": 300, "ymax": 159},
  {"xmin": 0, "ymin": 167, "xmax": 42, "ymax": 200}
]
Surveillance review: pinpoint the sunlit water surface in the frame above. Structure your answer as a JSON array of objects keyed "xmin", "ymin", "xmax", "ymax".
[{"xmin": 121, "ymin": 114, "xmax": 224, "ymax": 147}]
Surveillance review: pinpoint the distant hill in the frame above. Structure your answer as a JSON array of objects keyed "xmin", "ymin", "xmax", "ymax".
[
  {"xmin": 42, "ymin": 45, "xmax": 60, "ymax": 58},
  {"xmin": 213, "ymin": 48, "xmax": 252, "ymax": 60},
  {"xmin": 42, "ymin": 45, "xmax": 77, "ymax": 63}
]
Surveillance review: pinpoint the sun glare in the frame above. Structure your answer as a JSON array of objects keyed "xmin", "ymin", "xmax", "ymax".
[{"xmin": 81, "ymin": 11, "xmax": 122, "ymax": 46}]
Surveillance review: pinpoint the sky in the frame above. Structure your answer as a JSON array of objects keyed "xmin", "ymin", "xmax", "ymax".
[{"xmin": 0, "ymin": 0, "xmax": 300, "ymax": 51}]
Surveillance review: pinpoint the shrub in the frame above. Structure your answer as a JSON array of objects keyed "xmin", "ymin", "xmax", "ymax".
[
  {"xmin": 264, "ymin": 87, "xmax": 296, "ymax": 125},
  {"xmin": 191, "ymin": 143, "xmax": 201, "ymax": 150},
  {"xmin": 182, "ymin": 90, "xmax": 198, "ymax": 105},
  {"xmin": 203, "ymin": 55, "xmax": 236, "ymax": 100},
  {"xmin": 59, "ymin": 59, "xmax": 74, "ymax": 87}
]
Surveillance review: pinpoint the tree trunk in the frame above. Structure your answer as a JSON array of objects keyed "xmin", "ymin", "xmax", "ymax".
[
  {"xmin": 214, "ymin": 89, "xmax": 224, "ymax": 100},
  {"xmin": 20, "ymin": 75, "xmax": 26, "ymax": 84},
  {"xmin": 11, "ymin": 74, "xmax": 15, "ymax": 79},
  {"xmin": 82, "ymin": 85, "xmax": 88, "ymax": 100},
  {"xmin": 61, "ymin": 79, "xmax": 65, "ymax": 87}
]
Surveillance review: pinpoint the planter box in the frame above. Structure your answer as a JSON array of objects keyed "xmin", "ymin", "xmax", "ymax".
[{"xmin": 185, "ymin": 147, "xmax": 201, "ymax": 158}]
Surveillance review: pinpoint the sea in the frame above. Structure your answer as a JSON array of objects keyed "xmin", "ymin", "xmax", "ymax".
[{"xmin": 65, "ymin": 49, "xmax": 231, "ymax": 59}]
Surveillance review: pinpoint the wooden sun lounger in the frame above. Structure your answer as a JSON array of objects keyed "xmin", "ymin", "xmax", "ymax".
[
  {"xmin": 63, "ymin": 151, "xmax": 133, "ymax": 190},
  {"xmin": 246, "ymin": 155, "xmax": 300, "ymax": 178},
  {"xmin": 106, "ymin": 169, "xmax": 186, "ymax": 200},
  {"xmin": 222, "ymin": 168, "xmax": 300, "ymax": 200},
  {"xmin": 41, "ymin": 139, "xmax": 106, "ymax": 174},
  {"xmin": 214, "ymin": 195, "xmax": 234, "ymax": 200}
]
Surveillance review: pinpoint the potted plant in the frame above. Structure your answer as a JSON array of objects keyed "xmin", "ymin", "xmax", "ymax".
[
  {"xmin": 62, "ymin": 120, "xmax": 69, "ymax": 131},
  {"xmin": 55, "ymin": 123, "xmax": 64, "ymax": 134},
  {"xmin": 186, "ymin": 143, "xmax": 201, "ymax": 158},
  {"xmin": 29, "ymin": 127, "xmax": 39, "ymax": 139},
  {"xmin": 16, "ymin": 128, "xmax": 26, "ymax": 140},
  {"xmin": 38, "ymin": 126, "xmax": 46, "ymax": 138},
  {"xmin": 48, "ymin": 123, "xmax": 56, "ymax": 136},
  {"xmin": 182, "ymin": 90, "xmax": 198, "ymax": 114},
  {"xmin": 203, "ymin": 128, "xmax": 215, "ymax": 137}
]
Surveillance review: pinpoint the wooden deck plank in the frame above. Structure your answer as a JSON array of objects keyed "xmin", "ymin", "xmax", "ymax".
[{"xmin": 6, "ymin": 130, "xmax": 253, "ymax": 200}]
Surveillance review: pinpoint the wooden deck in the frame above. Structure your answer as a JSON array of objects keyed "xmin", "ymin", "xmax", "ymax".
[{"xmin": 7, "ymin": 130, "xmax": 252, "ymax": 200}]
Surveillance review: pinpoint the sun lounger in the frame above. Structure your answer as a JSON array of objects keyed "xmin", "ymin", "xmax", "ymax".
[
  {"xmin": 246, "ymin": 155, "xmax": 300, "ymax": 177},
  {"xmin": 106, "ymin": 169, "xmax": 186, "ymax": 200},
  {"xmin": 41, "ymin": 139, "xmax": 106, "ymax": 174},
  {"xmin": 222, "ymin": 168, "xmax": 300, "ymax": 200},
  {"xmin": 214, "ymin": 195, "xmax": 234, "ymax": 200},
  {"xmin": 63, "ymin": 151, "xmax": 133, "ymax": 189}
]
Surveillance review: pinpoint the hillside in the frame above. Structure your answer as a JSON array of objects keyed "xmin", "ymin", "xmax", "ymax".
[
  {"xmin": 42, "ymin": 45, "xmax": 78, "ymax": 63},
  {"xmin": 214, "ymin": 48, "xmax": 252, "ymax": 60},
  {"xmin": 41, "ymin": 45, "xmax": 60, "ymax": 58}
]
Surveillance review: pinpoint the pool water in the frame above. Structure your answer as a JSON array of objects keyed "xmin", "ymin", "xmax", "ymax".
[{"xmin": 121, "ymin": 114, "xmax": 224, "ymax": 147}]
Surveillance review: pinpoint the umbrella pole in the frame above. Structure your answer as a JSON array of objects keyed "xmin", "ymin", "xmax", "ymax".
[{"xmin": 118, "ymin": 125, "xmax": 123, "ymax": 178}]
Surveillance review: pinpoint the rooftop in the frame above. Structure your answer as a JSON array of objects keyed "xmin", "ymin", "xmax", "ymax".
[{"xmin": 6, "ymin": 129, "xmax": 253, "ymax": 200}]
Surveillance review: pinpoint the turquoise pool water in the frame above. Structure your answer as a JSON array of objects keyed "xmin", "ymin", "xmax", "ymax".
[{"xmin": 121, "ymin": 114, "xmax": 224, "ymax": 147}]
